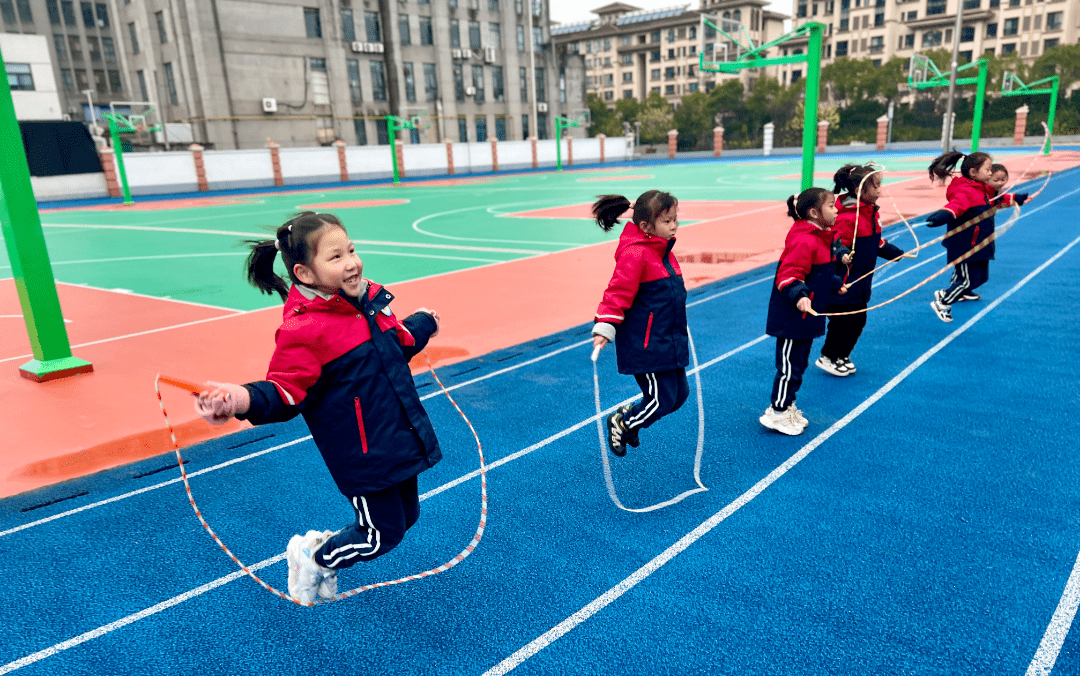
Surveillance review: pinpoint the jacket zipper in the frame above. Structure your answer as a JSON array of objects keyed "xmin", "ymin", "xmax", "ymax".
[
  {"xmin": 354, "ymin": 398, "xmax": 369, "ymax": 454},
  {"xmin": 971, "ymin": 225, "xmax": 980, "ymax": 246},
  {"xmin": 643, "ymin": 312, "xmax": 654, "ymax": 348}
]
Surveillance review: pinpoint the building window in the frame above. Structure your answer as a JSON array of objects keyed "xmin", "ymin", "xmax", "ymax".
[
  {"xmin": 88, "ymin": 36, "xmax": 101, "ymax": 62},
  {"xmin": 53, "ymin": 34, "xmax": 67, "ymax": 62},
  {"xmin": 603, "ymin": 73, "xmax": 613, "ymax": 86},
  {"xmin": 47, "ymin": 0, "xmax": 60, "ymax": 24},
  {"xmin": 60, "ymin": 68, "xmax": 75, "ymax": 91},
  {"xmin": 365, "ymin": 11, "xmax": 381, "ymax": 42},
  {"xmin": 926, "ymin": 0, "xmax": 945, "ymax": 14},
  {"xmin": 922, "ymin": 30, "xmax": 942, "ymax": 47},
  {"xmin": 127, "ymin": 22, "xmax": 139, "ymax": 54},
  {"xmin": 400, "ymin": 15, "xmax": 411, "ymax": 45},
  {"xmin": 68, "ymin": 35, "xmax": 83, "ymax": 63},
  {"xmin": 835, "ymin": 40, "xmax": 847, "ymax": 56},
  {"xmin": 1046, "ymin": 11, "xmax": 1062, "ymax": 30},
  {"xmin": 156, "ymin": 11, "xmax": 167, "ymax": 43},
  {"xmin": 874, "ymin": 12, "xmax": 883, "ymax": 25},
  {"xmin": 424, "ymin": 63, "xmax": 438, "ymax": 101},
  {"xmin": 79, "ymin": 1, "xmax": 92, "ymax": 26},
  {"xmin": 370, "ymin": 61, "xmax": 388, "ymax": 101},
  {"xmin": 532, "ymin": 26, "xmax": 542, "ymax": 51},
  {"xmin": 604, "ymin": 90, "xmax": 613, "ymax": 100},
  {"xmin": 870, "ymin": 35, "xmax": 883, "ymax": 52},
  {"xmin": 623, "ymin": 89, "xmax": 632, "ymax": 98},
  {"xmin": 472, "ymin": 64, "xmax": 484, "ymax": 102},
  {"xmin": 136, "ymin": 69, "xmax": 147, "ymax": 100},
  {"xmin": 342, "ymin": 8, "xmax": 355, "ymax": 41},
  {"xmin": 664, "ymin": 84, "xmax": 674, "ymax": 95},
  {"xmin": 469, "ymin": 20, "xmax": 481, "ymax": 49},
  {"xmin": 6, "ymin": 63, "xmax": 34, "ymax": 90},
  {"xmin": 376, "ymin": 118, "xmax": 389, "ymax": 145},
  {"xmin": 1044, "ymin": 38, "xmax": 1059, "ymax": 50},
  {"xmin": 650, "ymin": 68, "xmax": 660, "ymax": 80},
  {"xmin": 904, "ymin": 34, "xmax": 915, "ymax": 47},
  {"xmin": 492, "ymin": 65, "xmax": 504, "ymax": 101},
  {"xmin": 92, "ymin": 69, "xmax": 105, "ymax": 94},
  {"xmin": 489, "ymin": 22, "xmax": 501, "ymax": 49},
  {"xmin": 963, "ymin": 0, "xmax": 979, "ymax": 6},
  {"xmin": 535, "ymin": 66, "xmax": 545, "ymax": 102},
  {"xmin": 1002, "ymin": 17, "xmax": 1017, "ymax": 35},
  {"xmin": 418, "ymin": 16, "xmax": 433, "ymax": 45},
  {"xmin": 107, "ymin": 69, "xmax": 121, "ymax": 92},
  {"xmin": 354, "ymin": 118, "xmax": 368, "ymax": 145},
  {"xmin": 304, "ymin": 7, "xmax": 322, "ymax": 38},
  {"xmin": 985, "ymin": 22, "xmax": 997, "ymax": 36},
  {"xmin": 403, "ymin": 62, "xmax": 416, "ymax": 102},
  {"xmin": 102, "ymin": 36, "xmax": 116, "ymax": 63},
  {"xmin": 960, "ymin": 26, "xmax": 974, "ymax": 41},
  {"xmin": 1001, "ymin": 43, "xmax": 1015, "ymax": 54},
  {"xmin": 495, "ymin": 116, "xmax": 507, "ymax": 141},
  {"xmin": 94, "ymin": 2, "xmax": 108, "ymax": 26},
  {"xmin": 622, "ymin": 72, "xmax": 632, "ymax": 83},
  {"xmin": 476, "ymin": 116, "xmax": 487, "ymax": 141},
  {"xmin": 451, "ymin": 21, "xmax": 460, "ymax": 48},
  {"xmin": 517, "ymin": 24, "xmax": 525, "ymax": 51},
  {"xmin": 163, "ymin": 62, "xmax": 178, "ymax": 104},
  {"xmin": 621, "ymin": 54, "xmax": 633, "ymax": 66},
  {"xmin": 488, "ymin": 0, "xmax": 498, "ymax": 9},
  {"xmin": 61, "ymin": 0, "xmax": 75, "ymax": 25},
  {"xmin": 520, "ymin": 66, "xmax": 528, "ymax": 102},
  {"xmin": 458, "ymin": 117, "xmax": 468, "ymax": 142},
  {"xmin": 455, "ymin": 63, "xmax": 465, "ymax": 101},
  {"xmin": 347, "ymin": 59, "xmax": 362, "ymax": 102}
]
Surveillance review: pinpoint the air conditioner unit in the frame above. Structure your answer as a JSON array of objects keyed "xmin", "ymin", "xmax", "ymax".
[
  {"xmin": 484, "ymin": 46, "xmax": 496, "ymax": 62},
  {"xmin": 465, "ymin": 86, "xmax": 477, "ymax": 95},
  {"xmin": 452, "ymin": 48, "xmax": 462, "ymax": 58},
  {"xmin": 262, "ymin": 97, "xmax": 278, "ymax": 113},
  {"xmin": 461, "ymin": 48, "xmax": 473, "ymax": 58},
  {"xmin": 364, "ymin": 42, "xmax": 384, "ymax": 53},
  {"xmin": 351, "ymin": 41, "xmax": 364, "ymax": 53},
  {"xmin": 537, "ymin": 102, "xmax": 548, "ymax": 113}
]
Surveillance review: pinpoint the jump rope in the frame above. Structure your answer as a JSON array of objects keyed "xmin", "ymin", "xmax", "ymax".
[{"xmin": 155, "ymin": 350, "xmax": 487, "ymax": 608}]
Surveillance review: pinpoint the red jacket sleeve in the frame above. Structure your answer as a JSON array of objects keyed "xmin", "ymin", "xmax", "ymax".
[
  {"xmin": 996, "ymin": 193, "xmax": 1016, "ymax": 208},
  {"xmin": 833, "ymin": 211, "xmax": 857, "ymax": 249},
  {"xmin": 776, "ymin": 239, "xmax": 813, "ymax": 291},
  {"xmin": 942, "ymin": 183, "xmax": 986, "ymax": 219},
  {"xmin": 595, "ymin": 248, "xmax": 644, "ymax": 325},
  {"xmin": 265, "ymin": 324, "xmax": 323, "ymax": 406}
]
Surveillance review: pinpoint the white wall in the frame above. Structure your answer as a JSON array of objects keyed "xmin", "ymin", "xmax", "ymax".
[{"xmin": 1, "ymin": 34, "xmax": 63, "ymax": 121}]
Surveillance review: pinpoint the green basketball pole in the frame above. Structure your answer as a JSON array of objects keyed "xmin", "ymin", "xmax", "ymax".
[
  {"xmin": 386, "ymin": 112, "xmax": 427, "ymax": 185},
  {"xmin": 1001, "ymin": 73, "xmax": 1059, "ymax": 156},
  {"xmin": 908, "ymin": 57, "xmax": 987, "ymax": 152},
  {"xmin": 699, "ymin": 21, "xmax": 825, "ymax": 191},
  {"xmin": 104, "ymin": 114, "xmax": 135, "ymax": 205},
  {"xmin": 554, "ymin": 115, "xmax": 584, "ymax": 172},
  {"xmin": 0, "ymin": 46, "xmax": 92, "ymax": 381}
]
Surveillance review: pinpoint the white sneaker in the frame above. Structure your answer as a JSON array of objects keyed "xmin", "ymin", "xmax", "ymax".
[
  {"xmin": 760, "ymin": 407, "xmax": 804, "ymax": 435},
  {"xmin": 315, "ymin": 531, "xmax": 338, "ymax": 600},
  {"xmin": 836, "ymin": 357, "xmax": 856, "ymax": 374},
  {"xmin": 930, "ymin": 299, "xmax": 953, "ymax": 323},
  {"xmin": 789, "ymin": 404, "xmax": 809, "ymax": 429},
  {"xmin": 815, "ymin": 355, "xmax": 851, "ymax": 377},
  {"xmin": 286, "ymin": 530, "xmax": 334, "ymax": 604}
]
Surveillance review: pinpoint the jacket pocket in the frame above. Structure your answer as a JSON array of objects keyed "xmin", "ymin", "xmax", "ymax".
[
  {"xmin": 643, "ymin": 312, "xmax": 654, "ymax": 348},
  {"xmin": 354, "ymin": 398, "xmax": 369, "ymax": 454}
]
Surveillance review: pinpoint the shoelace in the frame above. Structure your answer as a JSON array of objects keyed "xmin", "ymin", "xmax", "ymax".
[{"xmin": 156, "ymin": 348, "xmax": 486, "ymax": 608}]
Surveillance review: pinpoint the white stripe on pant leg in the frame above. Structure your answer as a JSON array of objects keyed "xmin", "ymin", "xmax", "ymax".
[
  {"xmin": 626, "ymin": 373, "xmax": 659, "ymax": 428},
  {"xmin": 944, "ymin": 262, "xmax": 970, "ymax": 304},
  {"xmin": 776, "ymin": 339, "xmax": 793, "ymax": 411},
  {"xmin": 357, "ymin": 496, "xmax": 382, "ymax": 558}
]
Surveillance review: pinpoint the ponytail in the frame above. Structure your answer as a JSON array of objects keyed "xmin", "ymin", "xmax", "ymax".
[
  {"xmin": 244, "ymin": 211, "xmax": 346, "ymax": 302},
  {"xmin": 787, "ymin": 187, "xmax": 832, "ymax": 222},
  {"xmin": 833, "ymin": 163, "xmax": 878, "ymax": 197},
  {"xmin": 593, "ymin": 194, "xmax": 632, "ymax": 232},
  {"xmin": 929, "ymin": 151, "xmax": 991, "ymax": 182}
]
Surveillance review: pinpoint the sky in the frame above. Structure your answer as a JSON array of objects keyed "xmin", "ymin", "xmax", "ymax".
[{"xmin": 549, "ymin": 0, "xmax": 794, "ymax": 27}]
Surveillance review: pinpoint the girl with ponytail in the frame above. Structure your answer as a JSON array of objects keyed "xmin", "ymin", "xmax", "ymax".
[
  {"xmin": 591, "ymin": 190, "xmax": 688, "ymax": 457},
  {"xmin": 193, "ymin": 211, "xmax": 443, "ymax": 604}
]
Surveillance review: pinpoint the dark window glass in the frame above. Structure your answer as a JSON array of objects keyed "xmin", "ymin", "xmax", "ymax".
[
  {"xmin": 342, "ymin": 9, "xmax": 355, "ymax": 41},
  {"xmin": 305, "ymin": 7, "xmax": 322, "ymax": 38},
  {"xmin": 347, "ymin": 59, "xmax": 362, "ymax": 102},
  {"xmin": 404, "ymin": 62, "xmax": 416, "ymax": 102},
  {"xmin": 370, "ymin": 61, "xmax": 387, "ymax": 100},
  {"xmin": 376, "ymin": 118, "xmax": 389, "ymax": 145},
  {"xmin": 419, "ymin": 17, "xmax": 433, "ymax": 45},
  {"xmin": 365, "ymin": 11, "xmax": 381, "ymax": 42},
  {"xmin": 95, "ymin": 2, "xmax": 108, "ymax": 27},
  {"xmin": 354, "ymin": 118, "xmax": 368, "ymax": 145},
  {"xmin": 400, "ymin": 15, "xmax": 411, "ymax": 44},
  {"xmin": 424, "ymin": 63, "xmax": 438, "ymax": 101},
  {"xmin": 47, "ymin": 0, "xmax": 60, "ymax": 24}
]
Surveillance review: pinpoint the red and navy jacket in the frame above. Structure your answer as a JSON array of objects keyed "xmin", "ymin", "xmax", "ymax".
[
  {"xmin": 933, "ymin": 175, "xmax": 998, "ymax": 264},
  {"xmin": 766, "ymin": 220, "xmax": 845, "ymax": 340},
  {"xmin": 831, "ymin": 195, "xmax": 904, "ymax": 305},
  {"xmin": 237, "ymin": 282, "xmax": 441, "ymax": 497},
  {"xmin": 594, "ymin": 221, "xmax": 689, "ymax": 375}
]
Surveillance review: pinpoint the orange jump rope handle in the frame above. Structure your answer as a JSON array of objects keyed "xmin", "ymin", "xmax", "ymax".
[{"xmin": 158, "ymin": 375, "xmax": 205, "ymax": 394}]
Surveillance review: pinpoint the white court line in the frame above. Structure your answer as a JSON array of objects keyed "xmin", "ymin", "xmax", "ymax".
[
  {"xmin": 481, "ymin": 230, "xmax": 1080, "ymax": 676},
  {"xmin": 38, "ymin": 223, "xmax": 546, "ymax": 256},
  {"xmin": 1026, "ymin": 548, "xmax": 1080, "ymax": 676}
]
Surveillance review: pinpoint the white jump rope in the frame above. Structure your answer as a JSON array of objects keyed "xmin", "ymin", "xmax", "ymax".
[{"xmin": 590, "ymin": 326, "xmax": 707, "ymax": 513}]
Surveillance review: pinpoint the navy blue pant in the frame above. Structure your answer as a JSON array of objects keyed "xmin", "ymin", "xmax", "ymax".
[
  {"xmin": 771, "ymin": 337, "xmax": 813, "ymax": 411},
  {"xmin": 940, "ymin": 261, "xmax": 990, "ymax": 304},
  {"xmin": 314, "ymin": 475, "xmax": 419, "ymax": 570},
  {"xmin": 624, "ymin": 368, "xmax": 690, "ymax": 431},
  {"xmin": 821, "ymin": 303, "xmax": 868, "ymax": 360}
]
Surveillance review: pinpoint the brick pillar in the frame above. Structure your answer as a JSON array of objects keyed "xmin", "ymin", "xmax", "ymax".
[
  {"xmin": 566, "ymin": 136, "xmax": 574, "ymax": 166},
  {"xmin": 876, "ymin": 115, "xmax": 889, "ymax": 151},
  {"xmin": 266, "ymin": 140, "xmax": 283, "ymax": 187},
  {"xmin": 529, "ymin": 135, "xmax": 538, "ymax": 168},
  {"xmin": 189, "ymin": 144, "xmax": 209, "ymax": 192},
  {"xmin": 713, "ymin": 126, "xmax": 724, "ymax": 157},
  {"xmin": 332, "ymin": 140, "xmax": 348, "ymax": 182},
  {"xmin": 394, "ymin": 140, "xmax": 405, "ymax": 179},
  {"xmin": 1014, "ymin": 105, "xmax": 1029, "ymax": 146},
  {"xmin": 667, "ymin": 129, "xmax": 678, "ymax": 159},
  {"xmin": 817, "ymin": 120, "xmax": 829, "ymax": 153},
  {"xmin": 598, "ymin": 133, "xmax": 606, "ymax": 163},
  {"xmin": 98, "ymin": 147, "xmax": 122, "ymax": 197},
  {"xmin": 445, "ymin": 139, "xmax": 455, "ymax": 174},
  {"xmin": 491, "ymin": 139, "xmax": 499, "ymax": 172}
]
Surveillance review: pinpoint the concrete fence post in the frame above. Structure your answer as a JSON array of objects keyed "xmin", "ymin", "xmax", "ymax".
[
  {"xmin": 713, "ymin": 126, "xmax": 724, "ymax": 157},
  {"xmin": 876, "ymin": 115, "xmax": 889, "ymax": 151},
  {"xmin": 817, "ymin": 120, "xmax": 829, "ymax": 153},
  {"xmin": 529, "ymin": 136, "xmax": 538, "ymax": 168},
  {"xmin": 189, "ymin": 144, "xmax": 209, "ymax": 191},
  {"xmin": 1014, "ymin": 105, "xmax": 1029, "ymax": 146},
  {"xmin": 491, "ymin": 139, "xmax": 499, "ymax": 172},
  {"xmin": 667, "ymin": 129, "xmax": 678, "ymax": 159},
  {"xmin": 598, "ymin": 133, "xmax": 606, "ymax": 163},
  {"xmin": 97, "ymin": 147, "xmax": 121, "ymax": 197},
  {"xmin": 445, "ymin": 139, "xmax": 455, "ymax": 174},
  {"xmin": 762, "ymin": 123, "xmax": 774, "ymax": 157},
  {"xmin": 332, "ymin": 140, "xmax": 348, "ymax": 182},
  {"xmin": 394, "ymin": 140, "xmax": 405, "ymax": 179},
  {"xmin": 266, "ymin": 140, "xmax": 283, "ymax": 187}
]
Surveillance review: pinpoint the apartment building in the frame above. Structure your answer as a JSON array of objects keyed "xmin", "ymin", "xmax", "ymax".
[
  {"xmin": 2, "ymin": 0, "xmax": 580, "ymax": 148},
  {"xmin": 779, "ymin": 0, "xmax": 1079, "ymax": 90},
  {"xmin": 550, "ymin": 1, "xmax": 788, "ymax": 107}
]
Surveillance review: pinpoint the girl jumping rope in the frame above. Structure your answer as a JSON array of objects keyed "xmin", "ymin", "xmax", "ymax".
[
  {"xmin": 194, "ymin": 212, "xmax": 442, "ymax": 604},
  {"xmin": 925, "ymin": 152, "xmax": 1028, "ymax": 323},
  {"xmin": 816, "ymin": 164, "xmax": 905, "ymax": 377},
  {"xmin": 591, "ymin": 191, "xmax": 688, "ymax": 457},
  {"xmin": 762, "ymin": 188, "xmax": 847, "ymax": 436}
]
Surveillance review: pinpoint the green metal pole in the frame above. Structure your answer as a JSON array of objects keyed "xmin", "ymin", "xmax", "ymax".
[
  {"xmin": 1044, "ymin": 76, "xmax": 1059, "ymax": 156},
  {"xmin": 800, "ymin": 23, "xmax": 823, "ymax": 191},
  {"xmin": 106, "ymin": 116, "xmax": 134, "ymax": 205},
  {"xmin": 0, "ymin": 46, "xmax": 92, "ymax": 381},
  {"xmin": 970, "ymin": 60, "xmax": 987, "ymax": 153},
  {"xmin": 555, "ymin": 118, "xmax": 563, "ymax": 171},
  {"xmin": 387, "ymin": 116, "xmax": 400, "ymax": 185}
]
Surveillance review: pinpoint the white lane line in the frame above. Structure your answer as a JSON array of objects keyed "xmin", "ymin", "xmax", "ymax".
[
  {"xmin": 480, "ymin": 232, "xmax": 1080, "ymax": 676},
  {"xmin": 39, "ymin": 223, "xmax": 545, "ymax": 255},
  {"xmin": 0, "ymin": 554, "xmax": 283, "ymax": 676},
  {"xmin": 55, "ymin": 281, "xmax": 247, "ymax": 314},
  {"xmin": 1026, "ymin": 548, "xmax": 1080, "ymax": 676}
]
